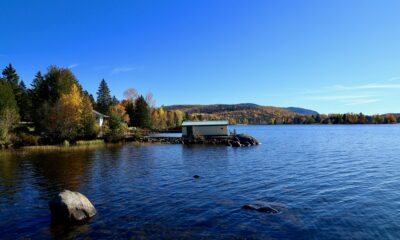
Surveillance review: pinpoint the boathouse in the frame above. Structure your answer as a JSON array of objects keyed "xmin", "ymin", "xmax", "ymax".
[
  {"xmin": 92, "ymin": 110, "xmax": 109, "ymax": 126},
  {"xmin": 182, "ymin": 121, "xmax": 229, "ymax": 138}
]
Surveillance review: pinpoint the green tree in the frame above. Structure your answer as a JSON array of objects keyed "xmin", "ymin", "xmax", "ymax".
[
  {"xmin": 43, "ymin": 66, "xmax": 80, "ymax": 103},
  {"xmin": 30, "ymin": 71, "xmax": 46, "ymax": 125},
  {"xmin": 2, "ymin": 64, "xmax": 23, "ymax": 116},
  {"xmin": 105, "ymin": 112, "xmax": 127, "ymax": 142},
  {"xmin": 0, "ymin": 79, "xmax": 20, "ymax": 144},
  {"xmin": 31, "ymin": 66, "xmax": 80, "ymax": 131},
  {"xmin": 2, "ymin": 63, "xmax": 20, "ymax": 89},
  {"xmin": 44, "ymin": 83, "xmax": 83, "ymax": 141},
  {"xmin": 96, "ymin": 79, "xmax": 112, "ymax": 114},
  {"xmin": 132, "ymin": 95, "xmax": 152, "ymax": 129},
  {"xmin": 17, "ymin": 81, "xmax": 31, "ymax": 121},
  {"xmin": 125, "ymin": 101, "xmax": 135, "ymax": 127},
  {"xmin": 80, "ymin": 95, "xmax": 98, "ymax": 139}
]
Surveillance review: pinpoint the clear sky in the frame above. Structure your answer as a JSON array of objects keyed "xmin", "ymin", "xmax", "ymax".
[{"xmin": 1, "ymin": 0, "xmax": 399, "ymax": 114}]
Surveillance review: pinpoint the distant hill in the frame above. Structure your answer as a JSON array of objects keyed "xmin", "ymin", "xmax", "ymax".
[
  {"xmin": 164, "ymin": 103, "xmax": 318, "ymax": 124},
  {"xmin": 284, "ymin": 107, "xmax": 319, "ymax": 115}
]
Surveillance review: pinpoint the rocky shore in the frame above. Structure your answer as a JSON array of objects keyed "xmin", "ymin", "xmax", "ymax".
[{"xmin": 129, "ymin": 134, "xmax": 261, "ymax": 147}]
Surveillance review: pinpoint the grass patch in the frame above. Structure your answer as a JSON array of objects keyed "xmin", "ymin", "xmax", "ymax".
[{"xmin": 75, "ymin": 139, "xmax": 105, "ymax": 146}]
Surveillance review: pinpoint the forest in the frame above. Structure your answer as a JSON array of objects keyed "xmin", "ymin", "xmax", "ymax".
[
  {"xmin": 0, "ymin": 64, "xmax": 184, "ymax": 146},
  {"xmin": 0, "ymin": 63, "xmax": 399, "ymax": 147}
]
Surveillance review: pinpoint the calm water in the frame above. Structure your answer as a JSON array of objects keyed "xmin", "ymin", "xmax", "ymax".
[{"xmin": 1, "ymin": 125, "xmax": 400, "ymax": 239}]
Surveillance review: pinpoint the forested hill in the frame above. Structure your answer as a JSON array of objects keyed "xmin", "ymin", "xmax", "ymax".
[
  {"xmin": 165, "ymin": 104, "xmax": 317, "ymax": 114},
  {"xmin": 163, "ymin": 104, "xmax": 318, "ymax": 124},
  {"xmin": 164, "ymin": 104, "xmax": 399, "ymax": 124},
  {"xmin": 284, "ymin": 107, "xmax": 319, "ymax": 115}
]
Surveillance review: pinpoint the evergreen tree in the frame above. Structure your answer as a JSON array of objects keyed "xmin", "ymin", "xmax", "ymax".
[
  {"xmin": 112, "ymin": 95, "xmax": 119, "ymax": 105},
  {"xmin": 30, "ymin": 71, "xmax": 46, "ymax": 125},
  {"xmin": 96, "ymin": 79, "xmax": 112, "ymax": 114},
  {"xmin": 125, "ymin": 101, "xmax": 135, "ymax": 126},
  {"xmin": 2, "ymin": 63, "xmax": 19, "ymax": 88},
  {"xmin": 18, "ymin": 80, "xmax": 31, "ymax": 121},
  {"xmin": 2, "ymin": 64, "xmax": 22, "ymax": 115},
  {"xmin": 132, "ymin": 95, "xmax": 151, "ymax": 129}
]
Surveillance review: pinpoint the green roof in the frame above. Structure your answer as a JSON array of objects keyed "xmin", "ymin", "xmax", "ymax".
[{"xmin": 182, "ymin": 121, "xmax": 228, "ymax": 126}]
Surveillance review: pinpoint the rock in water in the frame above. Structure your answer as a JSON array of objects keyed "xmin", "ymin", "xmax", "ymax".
[
  {"xmin": 193, "ymin": 175, "xmax": 200, "ymax": 179},
  {"xmin": 49, "ymin": 190, "xmax": 96, "ymax": 223},
  {"xmin": 242, "ymin": 203, "xmax": 280, "ymax": 214},
  {"xmin": 236, "ymin": 134, "xmax": 261, "ymax": 145}
]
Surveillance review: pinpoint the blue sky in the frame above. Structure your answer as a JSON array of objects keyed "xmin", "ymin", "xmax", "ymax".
[{"xmin": 1, "ymin": 0, "xmax": 399, "ymax": 114}]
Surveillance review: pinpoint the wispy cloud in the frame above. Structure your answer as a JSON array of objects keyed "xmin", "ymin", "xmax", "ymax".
[
  {"xmin": 306, "ymin": 95, "xmax": 380, "ymax": 105},
  {"xmin": 330, "ymin": 83, "xmax": 400, "ymax": 90},
  {"xmin": 68, "ymin": 63, "xmax": 79, "ymax": 69},
  {"xmin": 388, "ymin": 77, "xmax": 400, "ymax": 82},
  {"xmin": 110, "ymin": 66, "xmax": 136, "ymax": 75}
]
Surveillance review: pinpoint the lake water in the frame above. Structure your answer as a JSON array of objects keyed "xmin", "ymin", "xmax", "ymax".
[{"xmin": 1, "ymin": 125, "xmax": 400, "ymax": 239}]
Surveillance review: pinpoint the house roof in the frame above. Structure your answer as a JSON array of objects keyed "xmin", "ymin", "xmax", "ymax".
[
  {"xmin": 92, "ymin": 110, "xmax": 109, "ymax": 118},
  {"xmin": 182, "ymin": 120, "xmax": 228, "ymax": 126}
]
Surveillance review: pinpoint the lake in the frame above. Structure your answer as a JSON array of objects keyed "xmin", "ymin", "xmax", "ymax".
[{"xmin": 1, "ymin": 125, "xmax": 400, "ymax": 239}]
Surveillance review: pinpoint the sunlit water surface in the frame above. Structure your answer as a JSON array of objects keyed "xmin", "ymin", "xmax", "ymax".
[{"xmin": 1, "ymin": 125, "xmax": 400, "ymax": 239}]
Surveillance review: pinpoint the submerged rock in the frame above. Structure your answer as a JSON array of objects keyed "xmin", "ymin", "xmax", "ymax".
[
  {"xmin": 242, "ymin": 203, "xmax": 280, "ymax": 214},
  {"xmin": 49, "ymin": 190, "xmax": 96, "ymax": 223}
]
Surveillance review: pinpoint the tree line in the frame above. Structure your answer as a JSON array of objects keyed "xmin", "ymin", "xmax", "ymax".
[{"xmin": 183, "ymin": 112, "xmax": 399, "ymax": 125}]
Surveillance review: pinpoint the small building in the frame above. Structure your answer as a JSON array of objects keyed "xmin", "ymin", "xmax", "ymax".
[
  {"xmin": 182, "ymin": 121, "xmax": 229, "ymax": 138},
  {"xmin": 92, "ymin": 110, "xmax": 109, "ymax": 127}
]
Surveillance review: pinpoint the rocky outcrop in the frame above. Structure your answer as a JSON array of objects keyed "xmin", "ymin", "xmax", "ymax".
[
  {"xmin": 229, "ymin": 134, "xmax": 260, "ymax": 147},
  {"xmin": 128, "ymin": 133, "xmax": 260, "ymax": 147},
  {"xmin": 49, "ymin": 190, "xmax": 96, "ymax": 223},
  {"xmin": 236, "ymin": 134, "xmax": 261, "ymax": 145}
]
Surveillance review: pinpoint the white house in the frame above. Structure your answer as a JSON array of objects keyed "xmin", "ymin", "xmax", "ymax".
[
  {"xmin": 92, "ymin": 110, "xmax": 109, "ymax": 126},
  {"xmin": 182, "ymin": 121, "xmax": 229, "ymax": 138}
]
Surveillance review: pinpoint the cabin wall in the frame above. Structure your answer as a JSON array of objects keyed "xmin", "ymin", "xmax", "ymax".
[{"xmin": 182, "ymin": 125, "xmax": 228, "ymax": 137}]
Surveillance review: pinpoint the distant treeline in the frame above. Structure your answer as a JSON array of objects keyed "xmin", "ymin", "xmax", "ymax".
[{"xmin": 172, "ymin": 106, "xmax": 399, "ymax": 125}]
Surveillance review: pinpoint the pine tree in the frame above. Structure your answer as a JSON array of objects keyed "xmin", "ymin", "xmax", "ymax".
[
  {"xmin": 111, "ymin": 95, "xmax": 119, "ymax": 105},
  {"xmin": 30, "ymin": 71, "xmax": 46, "ymax": 125},
  {"xmin": 2, "ymin": 63, "xmax": 19, "ymax": 88},
  {"xmin": 96, "ymin": 79, "xmax": 112, "ymax": 114},
  {"xmin": 125, "ymin": 101, "xmax": 135, "ymax": 127},
  {"xmin": 2, "ymin": 64, "xmax": 22, "ymax": 114},
  {"xmin": 132, "ymin": 95, "xmax": 152, "ymax": 129},
  {"xmin": 18, "ymin": 80, "xmax": 31, "ymax": 121}
]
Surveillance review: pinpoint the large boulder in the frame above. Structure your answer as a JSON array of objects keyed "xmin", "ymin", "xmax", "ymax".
[
  {"xmin": 49, "ymin": 190, "xmax": 96, "ymax": 223},
  {"xmin": 236, "ymin": 134, "xmax": 261, "ymax": 145}
]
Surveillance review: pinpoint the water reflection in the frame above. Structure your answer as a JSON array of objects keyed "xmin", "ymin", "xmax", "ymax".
[
  {"xmin": 1, "ymin": 125, "xmax": 400, "ymax": 239},
  {"xmin": 29, "ymin": 151, "xmax": 95, "ymax": 195}
]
